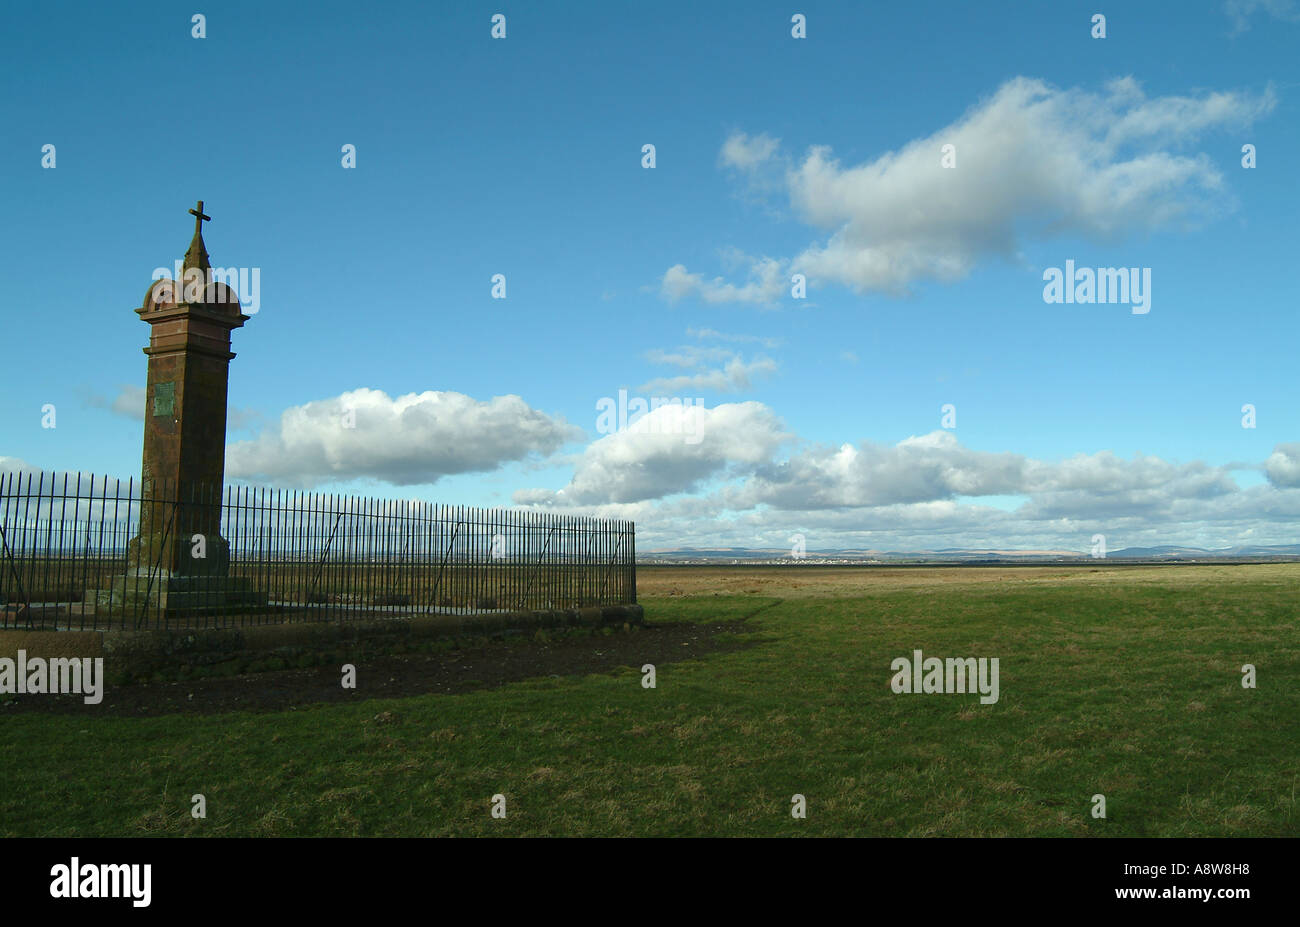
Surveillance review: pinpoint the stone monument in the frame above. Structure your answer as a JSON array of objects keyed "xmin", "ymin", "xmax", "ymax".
[{"xmin": 96, "ymin": 202, "xmax": 265, "ymax": 616}]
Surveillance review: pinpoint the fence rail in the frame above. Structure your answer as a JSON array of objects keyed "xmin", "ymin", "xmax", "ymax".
[{"xmin": 0, "ymin": 471, "xmax": 636, "ymax": 631}]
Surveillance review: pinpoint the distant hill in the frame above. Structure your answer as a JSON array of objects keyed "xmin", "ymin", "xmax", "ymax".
[
  {"xmin": 638, "ymin": 545, "xmax": 1300, "ymax": 564},
  {"xmin": 1106, "ymin": 544, "xmax": 1300, "ymax": 560}
]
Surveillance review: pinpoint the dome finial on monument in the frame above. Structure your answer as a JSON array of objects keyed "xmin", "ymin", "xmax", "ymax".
[
  {"xmin": 184, "ymin": 200, "xmax": 211, "ymax": 271},
  {"xmin": 142, "ymin": 199, "xmax": 242, "ymax": 312}
]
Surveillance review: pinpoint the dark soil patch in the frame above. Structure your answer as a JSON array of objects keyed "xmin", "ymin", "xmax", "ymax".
[{"xmin": 1, "ymin": 619, "xmax": 764, "ymax": 717}]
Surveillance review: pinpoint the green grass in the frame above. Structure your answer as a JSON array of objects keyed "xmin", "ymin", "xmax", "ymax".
[{"xmin": 2, "ymin": 566, "xmax": 1297, "ymax": 836}]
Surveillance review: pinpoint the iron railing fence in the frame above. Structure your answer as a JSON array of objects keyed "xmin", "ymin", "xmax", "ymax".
[{"xmin": 0, "ymin": 471, "xmax": 636, "ymax": 631}]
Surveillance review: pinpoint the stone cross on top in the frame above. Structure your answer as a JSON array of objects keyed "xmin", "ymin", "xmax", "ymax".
[
  {"xmin": 188, "ymin": 200, "xmax": 211, "ymax": 236},
  {"xmin": 182, "ymin": 200, "xmax": 213, "ymax": 272}
]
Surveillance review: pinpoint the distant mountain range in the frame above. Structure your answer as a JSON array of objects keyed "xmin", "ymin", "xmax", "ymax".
[{"xmin": 639, "ymin": 545, "xmax": 1300, "ymax": 564}]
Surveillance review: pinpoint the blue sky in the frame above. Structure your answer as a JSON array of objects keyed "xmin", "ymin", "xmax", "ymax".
[{"xmin": 3, "ymin": 0, "xmax": 1299, "ymax": 551}]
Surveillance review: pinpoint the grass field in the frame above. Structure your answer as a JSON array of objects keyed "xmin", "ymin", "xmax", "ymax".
[{"xmin": 2, "ymin": 563, "xmax": 1297, "ymax": 836}]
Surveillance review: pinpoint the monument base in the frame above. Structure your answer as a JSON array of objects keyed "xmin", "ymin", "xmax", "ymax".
[
  {"xmin": 93, "ymin": 572, "xmax": 269, "ymax": 618},
  {"xmin": 127, "ymin": 532, "xmax": 232, "ymax": 579}
]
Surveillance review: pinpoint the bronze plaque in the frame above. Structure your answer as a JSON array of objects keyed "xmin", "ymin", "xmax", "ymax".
[{"xmin": 153, "ymin": 381, "xmax": 175, "ymax": 417}]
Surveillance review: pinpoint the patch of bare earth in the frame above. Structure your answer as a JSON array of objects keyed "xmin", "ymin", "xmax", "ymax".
[{"xmin": 2, "ymin": 619, "xmax": 761, "ymax": 717}]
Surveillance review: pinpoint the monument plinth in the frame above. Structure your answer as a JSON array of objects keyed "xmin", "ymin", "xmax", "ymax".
[{"xmin": 97, "ymin": 202, "xmax": 266, "ymax": 616}]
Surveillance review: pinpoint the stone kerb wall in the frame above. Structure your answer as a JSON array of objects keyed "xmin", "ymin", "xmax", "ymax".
[{"xmin": 0, "ymin": 603, "xmax": 644, "ymax": 684}]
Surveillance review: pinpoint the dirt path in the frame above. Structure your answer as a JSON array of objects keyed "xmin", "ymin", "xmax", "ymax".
[{"xmin": 2, "ymin": 618, "xmax": 764, "ymax": 717}]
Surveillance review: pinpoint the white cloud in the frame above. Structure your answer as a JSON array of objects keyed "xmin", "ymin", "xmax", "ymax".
[
  {"xmin": 728, "ymin": 434, "xmax": 1242, "ymax": 517},
  {"xmin": 111, "ymin": 385, "xmax": 146, "ymax": 420},
  {"xmin": 787, "ymin": 77, "xmax": 1274, "ymax": 293},
  {"xmin": 226, "ymin": 388, "xmax": 582, "ymax": 488},
  {"xmin": 661, "ymin": 257, "xmax": 786, "ymax": 306},
  {"xmin": 641, "ymin": 357, "xmax": 777, "ymax": 394},
  {"xmin": 719, "ymin": 131, "xmax": 781, "ymax": 171},
  {"xmin": 512, "ymin": 423, "xmax": 1300, "ymax": 552},
  {"xmin": 640, "ymin": 345, "xmax": 777, "ymax": 394},
  {"xmin": 625, "ymin": 477, "xmax": 1300, "ymax": 552},
  {"xmin": 1266, "ymin": 443, "xmax": 1300, "ymax": 487},
  {"xmin": 664, "ymin": 77, "xmax": 1276, "ymax": 301},
  {"xmin": 516, "ymin": 401, "xmax": 793, "ymax": 505},
  {"xmin": 226, "ymin": 407, "xmax": 265, "ymax": 432},
  {"xmin": 85, "ymin": 384, "xmax": 146, "ymax": 421},
  {"xmin": 686, "ymin": 327, "xmax": 782, "ymax": 349},
  {"xmin": 645, "ymin": 346, "xmax": 737, "ymax": 368},
  {"xmin": 732, "ymin": 430, "xmax": 1029, "ymax": 509},
  {"xmin": 523, "ymin": 425, "xmax": 1264, "ymax": 516},
  {"xmin": 0, "ymin": 456, "xmax": 36, "ymax": 477},
  {"xmin": 1225, "ymin": 0, "xmax": 1300, "ymax": 33}
]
